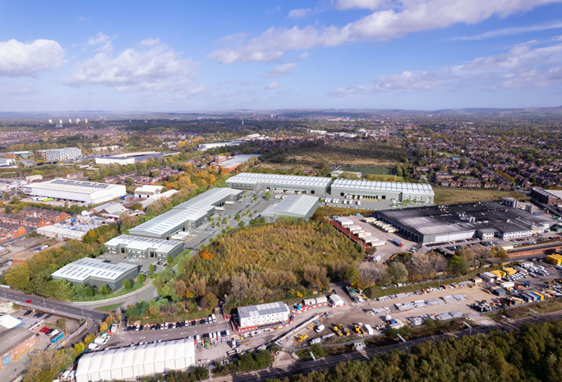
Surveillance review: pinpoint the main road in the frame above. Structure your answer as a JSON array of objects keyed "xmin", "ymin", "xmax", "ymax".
[
  {"xmin": 0, "ymin": 288, "xmax": 107, "ymax": 321},
  {"xmin": 206, "ymin": 310, "xmax": 562, "ymax": 382}
]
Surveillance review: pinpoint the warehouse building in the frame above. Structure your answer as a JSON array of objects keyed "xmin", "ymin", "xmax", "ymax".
[
  {"xmin": 104, "ymin": 235, "xmax": 184, "ymax": 261},
  {"xmin": 36, "ymin": 147, "xmax": 82, "ymax": 162},
  {"xmin": 37, "ymin": 225, "xmax": 87, "ymax": 241},
  {"xmin": 129, "ymin": 188, "xmax": 242, "ymax": 240},
  {"xmin": 21, "ymin": 179, "xmax": 126, "ymax": 205},
  {"xmin": 76, "ymin": 338, "xmax": 195, "ymax": 382},
  {"xmin": 238, "ymin": 301, "xmax": 291, "ymax": 328},
  {"xmin": 51, "ymin": 258, "xmax": 139, "ymax": 290},
  {"xmin": 218, "ymin": 154, "xmax": 261, "ymax": 172},
  {"xmin": 261, "ymin": 195, "xmax": 319, "ymax": 223},
  {"xmin": 531, "ymin": 188, "xmax": 562, "ymax": 206},
  {"xmin": 330, "ymin": 178, "xmax": 434, "ymax": 204},
  {"xmin": 0, "ymin": 326, "xmax": 37, "ymax": 368},
  {"xmin": 375, "ymin": 201, "xmax": 556, "ymax": 244},
  {"xmin": 226, "ymin": 173, "xmax": 332, "ymax": 195},
  {"xmin": 198, "ymin": 141, "xmax": 245, "ymax": 151}
]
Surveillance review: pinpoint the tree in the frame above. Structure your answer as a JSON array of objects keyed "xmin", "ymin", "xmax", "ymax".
[
  {"xmin": 137, "ymin": 273, "xmax": 146, "ymax": 283},
  {"xmin": 125, "ymin": 177, "xmax": 134, "ymax": 186},
  {"xmin": 199, "ymin": 296, "xmax": 208, "ymax": 309},
  {"xmin": 130, "ymin": 202, "xmax": 143, "ymax": 211},
  {"xmin": 205, "ymin": 292, "xmax": 219, "ymax": 310},
  {"xmin": 4, "ymin": 264, "xmax": 30, "ymax": 289},
  {"xmin": 123, "ymin": 279, "xmax": 133, "ymax": 290},
  {"xmin": 149, "ymin": 264, "xmax": 155, "ymax": 273},
  {"xmin": 57, "ymin": 318, "xmax": 66, "ymax": 331},
  {"xmin": 388, "ymin": 262, "xmax": 408, "ymax": 283},
  {"xmin": 100, "ymin": 284, "xmax": 111, "ymax": 295},
  {"xmin": 84, "ymin": 333, "xmax": 95, "ymax": 345},
  {"xmin": 174, "ymin": 280, "xmax": 187, "ymax": 299},
  {"xmin": 394, "ymin": 165, "xmax": 403, "ymax": 177},
  {"xmin": 167, "ymin": 255, "xmax": 173, "ymax": 264},
  {"xmin": 448, "ymin": 255, "xmax": 469, "ymax": 275},
  {"xmin": 264, "ymin": 191, "xmax": 271, "ymax": 200}
]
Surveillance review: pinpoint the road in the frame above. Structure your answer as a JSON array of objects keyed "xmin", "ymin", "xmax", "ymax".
[
  {"xmin": 0, "ymin": 288, "xmax": 107, "ymax": 321},
  {"xmin": 206, "ymin": 310, "xmax": 562, "ymax": 382}
]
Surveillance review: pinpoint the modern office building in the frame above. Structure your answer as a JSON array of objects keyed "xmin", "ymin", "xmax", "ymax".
[
  {"xmin": 21, "ymin": 179, "xmax": 126, "ymax": 205},
  {"xmin": 375, "ymin": 201, "xmax": 556, "ymax": 244},
  {"xmin": 51, "ymin": 258, "xmax": 139, "ymax": 290},
  {"xmin": 237, "ymin": 301, "xmax": 291, "ymax": 329},
  {"xmin": 129, "ymin": 188, "xmax": 242, "ymax": 240},
  {"xmin": 76, "ymin": 338, "xmax": 195, "ymax": 382},
  {"xmin": 36, "ymin": 147, "xmax": 82, "ymax": 162},
  {"xmin": 261, "ymin": 195, "xmax": 319, "ymax": 223},
  {"xmin": 330, "ymin": 178, "xmax": 435, "ymax": 204},
  {"xmin": 104, "ymin": 235, "xmax": 184, "ymax": 261},
  {"xmin": 226, "ymin": 173, "xmax": 332, "ymax": 195}
]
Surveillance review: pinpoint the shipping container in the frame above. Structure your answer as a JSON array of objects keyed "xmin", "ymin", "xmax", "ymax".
[
  {"xmin": 357, "ymin": 232, "xmax": 371, "ymax": 238},
  {"xmin": 364, "ymin": 324, "xmax": 374, "ymax": 335}
]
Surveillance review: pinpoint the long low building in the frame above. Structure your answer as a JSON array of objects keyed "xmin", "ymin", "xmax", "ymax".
[
  {"xmin": 37, "ymin": 225, "xmax": 87, "ymax": 241},
  {"xmin": 129, "ymin": 188, "xmax": 242, "ymax": 240},
  {"xmin": 104, "ymin": 235, "xmax": 184, "ymax": 261},
  {"xmin": 21, "ymin": 179, "xmax": 126, "ymax": 205},
  {"xmin": 330, "ymin": 178, "xmax": 434, "ymax": 204},
  {"xmin": 238, "ymin": 301, "xmax": 291, "ymax": 328},
  {"xmin": 0, "ymin": 326, "xmax": 37, "ymax": 369},
  {"xmin": 226, "ymin": 172, "xmax": 332, "ymax": 195},
  {"xmin": 375, "ymin": 201, "xmax": 556, "ymax": 244},
  {"xmin": 76, "ymin": 338, "xmax": 195, "ymax": 382},
  {"xmin": 52, "ymin": 257, "xmax": 139, "ymax": 290},
  {"xmin": 261, "ymin": 195, "xmax": 319, "ymax": 223}
]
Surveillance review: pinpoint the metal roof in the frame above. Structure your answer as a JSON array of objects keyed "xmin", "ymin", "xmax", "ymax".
[
  {"xmin": 25, "ymin": 178, "xmax": 118, "ymax": 194},
  {"xmin": 332, "ymin": 178, "xmax": 434, "ymax": 195},
  {"xmin": 261, "ymin": 195, "xmax": 318, "ymax": 218},
  {"xmin": 219, "ymin": 154, "xmax": 262, "ymax": 168},
  {"xmin": 104, "ymin": 235, "xmax": 183, "ymax": 254},
  {"xmin": 226, "ymin": 172, "xmax": 332, "ymax": 187},
  {"xmin": 52, "ymin": 258, "xmax": 137, "ymax": 282},
  {"xmin": 238, "ymin": 301, "xmax": 289, "ymax": 320}
]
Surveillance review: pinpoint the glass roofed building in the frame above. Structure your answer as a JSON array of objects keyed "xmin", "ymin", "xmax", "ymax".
[
  {"xmin": 330, "ymin": 178, "xmax": 434, "ymax": 204},
  {"xmin": 226, "ymin": 172, "xmax": 332, "ymax": 195},
  {"xmin": 261, "ymin": 195, "xmax": 319, "ymax": 223},
  {"xmin": 51, "ymin": 257, "xmax": 139, "ymax": 290},
  {"xmin": 129, "ymin": 188, "xmax": 242, "ymax": 240},
  {"xmin": 237, "ymin": 301, "xmax": 291, "ymax": 329}
]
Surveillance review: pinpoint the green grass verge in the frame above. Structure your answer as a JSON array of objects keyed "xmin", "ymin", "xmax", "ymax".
[{"xmin": 96, "ymin": 303, "xmax": 123, "ymax": 312}]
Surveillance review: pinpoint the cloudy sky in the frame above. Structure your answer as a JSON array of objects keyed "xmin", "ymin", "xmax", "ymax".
[{"xmin": 1, "ymin": 0, "xmax": 562, "ymax": 111}]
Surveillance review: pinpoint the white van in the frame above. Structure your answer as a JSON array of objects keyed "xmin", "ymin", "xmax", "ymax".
[{"xmin": 211, "ymin": 314, "xmax": 217, "ymax": 323}]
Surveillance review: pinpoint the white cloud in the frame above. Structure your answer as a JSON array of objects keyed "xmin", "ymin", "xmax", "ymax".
[
  {"xmin": 65, "ymin": 38, "xmax": 201, "ymax": 96},
  {"xmin": 208, "ymin": 0, "xmax": 562, "ymax": 63},
  {"xmin": 0, "ymin": 39, "xmax": 64, "ymax": 77},
  {"xmin": 264, "ymin": 63, "xmax": 297, "ymax": 78},
  {"xmin": 140, "ymin": 38, "xmax": 161, "ymax": 48},
  {"xmin": 448, "ymin": 21, "xmax": 562, "ymax": 41},
  {"xmin": 78, "ymin": 17, "xmax": 86, "ymax": 21},
  {"xmin": 288, "ymin": 8, "xmax": 312, "ymax": 19},
  {"xmin": 88, "ymin": 32, "xmax": 111, "ymax": 46},
  {"xmin": 266, "ymin": 82, "xmax": 282, "ymax": 89},
  {"xmin": 298, "ymin": 51, "xmax": 309, "ymax": 60}
]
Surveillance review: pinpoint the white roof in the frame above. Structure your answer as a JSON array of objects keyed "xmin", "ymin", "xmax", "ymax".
[
  {"xmin": 52, "ymin": 258, "xmax": 137, "ymax": 282},
  {"xmin": 139, "ymin": 189, "xmax": 178, "ymax": 208},
  {"xmin": 135, "ymin": 185, "xmax": 164, "ymax": 194},
  {"xmin": 219, "ymin": 154, "xmax": 262, "ymax": 168},
  {"xmin": 261, "ymin": 195, "xmax": 318, "ymax": 218},
  {"xmin": 226, "ymin": 172, "xmax": 332, "ymax": 188},
  {"xmin": 37, "ymin": 225, "xmax": 87, "ymax": 240},
  {"xmin": 238, "ymin": 301, "xmax": 289, "ymax": 320},
  {"xmin": 0, "ymin": 315, "xmax": 22, "ymax": 329},
  {"xmin": 93, "ymin": 202, "xmax": 126, "ymax": 215},
  {"xmin": 332, "ymin": 178, "xmax": 434, "ymax": 195},
  {"xmin": 76, "ymin": 338, "xmax": 195, "ymax": 382},
  {"xmin": 24, "ymin": 178, "xmax": 120, "ymax": 195},
  {"xmin": 104, "ymin": 235, "xmax": 183, "ymax": 254}
]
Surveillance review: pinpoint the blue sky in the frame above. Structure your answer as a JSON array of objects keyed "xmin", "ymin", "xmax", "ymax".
[{"xmin": 1, "ymin": 0, "xmax": 562, "ymax": 112}]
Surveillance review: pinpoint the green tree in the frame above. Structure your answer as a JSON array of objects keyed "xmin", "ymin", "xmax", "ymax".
[
  {"xmin": 205, "ymin": 292, "xmax": 219, "ymax": 310},
  {"xmin": 100, "ymin": 284, "xmax": 111, "ymax": 295},
  {"xmin": 448, "ymin": 255, "xmax": 469, "ymax": 275},
  {"xmin": 57, "ymin": 318, "xmax": 66, "ymax": 331},
  {"xmin": 130, "ymin": 202, "xmax": 143, "ymax": 211},
  {"xmin": 264, "ymin": 191, "xmax": 271, "ymax": 200},
  {"xmin": 137, "ymin": 273, "xmax": 146, "ymax": 283},
  {"xmin": 167, "ymin": 255, "xmax": 173, "ymax": 264},
  {"xmin": 394, "ymin": 165, "xmax": 403, "ymax": 177},
  {"xmin": 388, "ymin": 262, "xmax": 408, "ymax": 283},
  {"xmin": 149, "ymin": 264, "xmax": 155, "ymax": 273},
  {"xmin": 123, "ymin": 279, "xmax": 133, "ymax": 290},
  {"xmin": 125, "ymin": 177, "xmax": 134, "ymax": 186}
]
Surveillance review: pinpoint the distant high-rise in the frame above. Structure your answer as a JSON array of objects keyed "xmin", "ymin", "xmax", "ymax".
[
  {"xmin": 76, "ymin": 118, "xmax": 81, "ymax": 123},
  {"xmin": 69, "ymin": 119, "xmax": 72, "ymax": 124},
  {"xmin": 36, "ymin": 147, "xmax": 82, "ymax": 162},
  {"xmin": 48, "ymin": 119, "xmax": 53, "ymax": 124},
  {"xmin": 59, "ymin": 119, "xmax": 63, "ymax": 124},
  {"xmin": 84, "ymin": 118, "xmax": 88, "ymax": 124}
]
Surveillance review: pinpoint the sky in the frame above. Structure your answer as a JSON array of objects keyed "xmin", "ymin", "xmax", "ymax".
[{"xmin": 1, "ymin": 0, "xmax": 562, "ymax": 112}]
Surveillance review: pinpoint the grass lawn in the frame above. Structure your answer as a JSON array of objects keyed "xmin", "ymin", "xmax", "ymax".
[
  {"xmin": 433, "ymin": 188, "xmax": 529, "ymax": 205},
  {"xmin": 313, "ymin": 206, "xmax": 374, "ymax": 218},
  {"xmin": 96, "ymin": 303, "xmax": 123, "ymax": 312},
  {"xmin": 364, "ymin": 173, "xmax": 405, "ymax": 182}
]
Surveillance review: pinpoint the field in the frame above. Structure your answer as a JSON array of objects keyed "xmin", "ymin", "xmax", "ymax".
[
  {"xmin": 313, "ymin": 206, "xmax": 373, "ymax": 218},
  {"xmin": 285, "ymin": 142, "xmax": 406, "ymax": 166},
  {"xmin": 433, "ymin": 188, "xmax": 530, "ymax": 205}
]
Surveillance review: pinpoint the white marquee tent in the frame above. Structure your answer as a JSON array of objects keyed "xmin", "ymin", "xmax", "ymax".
[{"xmin": 75, "ymin": 338, "xmax": 195, "ymax": 382}]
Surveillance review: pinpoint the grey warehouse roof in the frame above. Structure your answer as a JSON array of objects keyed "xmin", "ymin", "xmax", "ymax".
[
  {"xmin": 238, "ymin": 301, "xmax": 290, "ymax": 320},
  {"xmin": 27, "ymin": 179, "xmax": 115, "ymax": 193},
  {"xmin": 262, "ymin": 195, "xmax": 319, "ymax": 218},
  {"xmin": 332, "ymin": 178, "xmax": 434, "ymax": 195},
  {"xmin": 0, "ymin": 326, "xmax": 34, "ymax": 356},
  {"xmin": 52, "ymin": 258, "xmax": 137, "ymax": 282},
  {"xmin": 104, "ymin": 235, "xmax": 183, "ymax": 253},
  {"xmin": 226, "ymin": 173, "xmax": 332, "ymax": 187}
]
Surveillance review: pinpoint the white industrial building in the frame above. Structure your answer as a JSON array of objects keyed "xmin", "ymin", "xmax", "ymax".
[
  {"xmin": 129, "ymin": 188, "xmax": 242, "ymax": 240},
  {"xmin": 197, "ymin": 140, "xmax": 245, "ymax": 151},
  {"xmin": 329, "ymin": 294, "xmax": 345, "ymax": 307},
  {"xmin": 37, "ymin": 225, "xmax": 86, "ymax": 241},
  {"xmin": 134, "ymin": 185, "xmax": 164, "ymax": 199},
  {"xmin": 36, "ymin": 148, "xmax": 82, "ymax": 162},
  {"xmin": 104, "ymin": 235, "xmax": 184, "ymax": 261},
  {"xmin": 238, "ymin": 301, "xmax": 291, "ymax": 328},
  {"xmin": 52, "ymin": 257, "xmax": 139, "ymax": 290},
  {"xmin": 75, "ymin": 338, "xmax": 195, "ymax": 382},
  {"xmin": 226, "ymin": 173, "xmax": 332, "ymax": 195},
  {"xmin": 261, "ymin": 195, "xmax": 319, "ymax": 222},
  {"xmin": 330, "ymin": 178, "xmax": 435, "ymax": 204},
  {"xmin": 139, "ymin": 189, "xmax": 178, "ymax": 209},
  {"xmin": 21, "ymin": 179, "xmax": 126, "ymax": 205},
  {"xmin": 95, "ymin": 156, "xmax": 135, "ymax": 165}
]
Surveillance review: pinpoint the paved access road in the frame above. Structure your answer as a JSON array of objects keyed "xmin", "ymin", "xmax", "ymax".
[
  {"xmin": 0, "ymin": 288, "xmax": 107, "ymax": 321},
  {"xmin": 207, "ymin": 310, "xmax": 562, "ymax": 382}
]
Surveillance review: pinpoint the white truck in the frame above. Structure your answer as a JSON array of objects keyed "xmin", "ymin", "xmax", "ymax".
[
  {"xmin": 310, "ymin": 338, "xmax": 323, "ymax": 345},
  {"xmin": 315, "ymin": 324, "xmax": 325, "ymax": 333},
  {"xmin": 364, "ymin": 324, "xmax": 374, "ymax": 335}
]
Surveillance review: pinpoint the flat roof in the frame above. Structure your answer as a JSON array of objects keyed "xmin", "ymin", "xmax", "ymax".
[
  {"xmin": 536, "ymin": 188, "xmax": 562, "ymax": 199},
  {"xmin": 219, "ymin": 154, "xmax": 262, "ymax": 168},
  {"xmin": 37, "ymin": 225, "xmax": 87, "ymax": 240},
  {"xmin": 0, "ymin": 315, "xmax": 23, "ymax": 329},
  {"xmin": 104, "ymin": 235, "xmax": 183, "ymax": 253},
  {"xmin": 332, "ymin": 178, "xmax": 434, "ymax": 195},
  {"xmin": 226, "ymin": 173, "xmax": 332, "ymax": 187},
  {"xmin": 261, "ymin": 195, "xmax": 318, "ymax": 218},
  {"xmin": 238, "ymin": 301, "xmax": 289, "ymax": 320},
  {"xmin": 52, "ymin": 258, "xmax": 137, "ymax": 282},
  {"xmin": 0, "ymin": 326, "xmax": 34, "ymax": 356},
  {"xmin": 24, "ymin": 178, "xmax": 120, "ymax": 194}
]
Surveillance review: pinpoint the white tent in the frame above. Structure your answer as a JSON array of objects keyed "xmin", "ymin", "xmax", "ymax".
[{"xmin": 76, "ymin": 338, "xmax": 195, "ymax": 382}]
